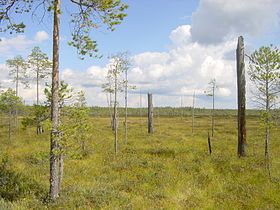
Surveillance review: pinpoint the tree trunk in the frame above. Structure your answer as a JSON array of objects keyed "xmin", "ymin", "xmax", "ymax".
[
  {"xmin": 8, "ymin": 109, "xmax": 12, "ymax": 141},
  {"xmin": 265, "ymin": 126, "xmax": 271, "ymax": 178},
  {"xmin": 37, "ymin": 69, "xmax": 39, "ymax": 105},
  {"xmin": 236, "ymin": 36, "xmax": 247, "ymax": 157},
  {"xmin": 113, "ymin": 75, "xmax": 118, "ymax": 154},
  {"xmin": 192, "ymin": 91, "xmax": 195, "ymax": 134},
  {"xmin": 211, "ymin": 86, "xmax": 215, "ymax": 137},
  {"xmin": 15, "ymin": 66, "xmax": 19, "ymax": 129},
  {"xmin": 139, "ymin": 89, "xmax": 143, "ymax": 131},
  {"xmin": 106, "ymin": 93, "xmax": 113, "ymax": 129},
  {"xmin": 58, "ymin": 153, "xmax": 63, "ymax": 193},
  {"xmin": 148, "ymin": 93, "xmax": 154, "ymax": 134},
  {"xmin": 207, "ymin": 131, "xmax": 212, "ymax": 155},
  {"xmin": 265, "ymin": 70, "xmax": 271, "ymax": 178},
  {"xmin": 180, "ymin": 96, "xmax": 184, "ymax": 120},
  {"xmin": 16, "ymin": 66, "xmax": 19, "ymax": 97},
  {"xmin": 124, "ymin": 70, "xmax": 128, "ymax": 144},
  {"xmin": 49, "ymin": 0, "xmax": 61, "ymax": 201},
  {"xmin": 36, "ymin": 70, "xmax": 43, "ymax": 135}
]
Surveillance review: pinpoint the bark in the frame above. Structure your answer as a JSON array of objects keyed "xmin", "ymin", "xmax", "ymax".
[
  {"xmin": 265, "ymin": 71, "xmax": 271, "ymax": 178},
  {"xmin": 148, "ymin": 93, "xmax": 154, "ymax": 134},
  {"xmin": 208, "ymin": 132, "xmax": 212, "ymax": 155},
  {"xmin": 8, "ymin": 109, "xmax": 11, "ymax": 141},
  {"xmin": 236, "ymin": 36, "xmax": 247, "ymax": 157},
  {"xmin": 15, "ymin": 66, "xmax": 19, "ymax": 129},
  {"xmin": 211, "ymin": 86, "xmax": 215, "ymax": 137},
  {"xmin": 180, "ymin": 96, "xmax": 184, "ymax": 120},
  {"xmin": 192, "ymin": 92, "xmax": 195, "ymax": 134},
  {"xmin": 16, "ymin": 66, "xmax": 19, "ymax": 97},
  {"xmin": 124, "ymin": 70, "xmax": 128, "ymax": 144},
  {"xmin": 113, "ymin": 73, "xmax": 118, "ymax": 154},
  {"xmin": 106, "ymin": 93, "xmax": 113, "ymax": 129},
  {"xmin": 265, "ymin": 126, "xmax": 271, "ymax": 178},
  {"xmin": 58, "ymin": 153, "xmax": 63, "ymax": 193},
  {"xmin": 37, "ymin": 68, "xmax": 39, "ymax": 105},
  {"xmin": 49, "ymin": 0, "xmax": 61, "ymax": 201}
]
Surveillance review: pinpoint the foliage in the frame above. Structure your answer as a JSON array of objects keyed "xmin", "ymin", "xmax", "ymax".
[
  {"xmin": 28, "ymin": 46, "xmax": 52, "ymax": 80},
  {"xmin": 0, "ymin": 0, "xmax": 128, "ymax": 58},
  {"xmin": 60, "ymin": 90, "xmax": 91, "ymax": 158},
  {"xmin": 248, "ymin": 44, "xmax": 280, "ymax": 110},
  {"xmin": 22, "ymin": 105, "xmax": 50, "ymax": 130},
  {"xmin": 44, "ymin": 84, "xmax": 91, "ymax": 157},
  {"xmin": 68, "ymin": 0, "xmax": 129, "ymax": 58},
  {"xmin": 0, "ymin": 88, "xmax": 22, "ymax": 114},
  {"xmin": 102, "ymin": 52, "xmax": 133, "ymax": 94},
  {"xmin": 28, "ymin": 46, "xmax": 52, "ymax": 104},
  {"xmin": 6, "ymin": 55, "xmax": 29, "ymax": 91},
  {"xmin": 248, "ymin": 44, "xmax": 280, "ymax": 176},
  {"xmin": 44, "ymin": 80, "xmax": 74, "ymax": 108},
  {"xmin": 205, "ymin": 78, "xmax": 217, "ymax": 97},
  {"xmin": 0, "ymin": 155, "xmax": 44, "ymax": 201}
]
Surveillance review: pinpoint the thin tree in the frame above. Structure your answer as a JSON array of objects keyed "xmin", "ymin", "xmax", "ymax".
[
  {"xmin": 28, "ymin": 46, "xmax": 52, "ymax": 105},
  {"xmin": 102, "ymin": 53, "xmax": 130, "ymax": 154},
  {"xmin": 1, "ymin": 0, "xmax": 128, "ymax": 201},
  {"xmin": 6, "ymin": 56, "xmax": 29, "ymax": 97},
  {"xmin": 247, "ymin": 44, "xmax": 280, "ymax": 178},
  {"xmin": 28, "ymin": 46, "xmax": 52, "ymax": 134},
  {"xmin": 123, "ymin": 57, "xmax": 135, "ymax": 144},
  {"xmin": 0, "ymin": 88, "xmax": 22, "ymax": 141},
  {"xmin": 6, "ymin": 55, "xmax": 28, "ymax": 128},
  {"xmin": 192, "ymin": 91, "xmax": 195, "ymax": 134},
  {"xmin": 124, "ymin": 66, "xmax": 128, "ymax": 143},
  {"xmin": 205, "ymin": 79, "xmax": 217, "ymax": 137}
]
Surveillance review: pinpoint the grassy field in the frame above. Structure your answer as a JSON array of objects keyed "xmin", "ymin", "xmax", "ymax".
[{"xmin": 0, "ymin": 114, "xmax": 280, "ymax": 209}]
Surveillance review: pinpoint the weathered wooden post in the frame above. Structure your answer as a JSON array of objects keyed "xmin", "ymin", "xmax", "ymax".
[
  {"xmin": 207, "ymin": 131, "xmax": 212, "ymax": 155},
  {"xmin": 236, "ymin": 36, "xmax": 247, "ymax": 157},
  {"xmin": 192, "ymin": 91, "xmax": 195, "ymax": 134},
  {"xmin": 148, "ymin": 93, "xmax": 154, "ymax": 134}
]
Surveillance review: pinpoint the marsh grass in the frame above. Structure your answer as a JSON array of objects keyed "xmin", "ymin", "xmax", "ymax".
[{"xmin": 0, "ymin": 115, "xmax": 280, "ymax": 209}]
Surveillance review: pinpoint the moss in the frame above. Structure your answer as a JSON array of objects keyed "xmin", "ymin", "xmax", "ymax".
[{"xmin": 0, "ymin": 116, "xmax": 280, "ymax": 209}]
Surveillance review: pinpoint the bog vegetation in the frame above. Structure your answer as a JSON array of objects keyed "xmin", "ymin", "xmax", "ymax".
[{"xmin": 0, "ymin": 112, "xmax": 280, "ymax": 209}]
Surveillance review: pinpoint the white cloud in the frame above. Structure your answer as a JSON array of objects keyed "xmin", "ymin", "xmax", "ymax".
[
  {"xmin": 191, "ymin": 0, "xmax": 280, "ymax": 44},
  {"xmin": 169, "ymin": 25, "xmax": 191, "ymax": 45},
  {"xmin": 35, "ymin": 31, "xmax": 49, "ymax": 42},
  {"xmin": 218, "ymin": 87, "xmax": 231, "ymax": 97},
  {"xmin": 0, "ymin": 31, "xmax": 50, "ymax": 58},
  {"xmin": 55, "ymin": 23, "xmax": 238, "ymax": 108},
  {"xmin": 0, "ymin": 35, "xmax": 34, "ymax": 57}
]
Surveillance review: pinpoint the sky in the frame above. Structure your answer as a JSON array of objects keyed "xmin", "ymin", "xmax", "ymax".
[{"xmin": 0, "ymin": 0, "xmax": 280, "ymax": 108}]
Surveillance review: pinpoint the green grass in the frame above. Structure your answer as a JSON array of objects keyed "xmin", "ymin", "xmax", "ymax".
[{"xmin": 0, "ymin": 115, "xmax": 280, "ymax": 209}]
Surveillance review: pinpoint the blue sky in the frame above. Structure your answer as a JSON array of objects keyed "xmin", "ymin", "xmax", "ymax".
[
  {"xmin": 0, "ymin": 0, "xmax": 280, "ymax": 108},
  {"xmin": 0, "ymin": 0, "xmax": 199, "ymax": 69}
]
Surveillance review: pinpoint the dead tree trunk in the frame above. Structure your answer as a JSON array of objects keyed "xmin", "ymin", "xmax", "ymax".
[
  {"xmin": 236, "ymin": 36, "xmax": 247, "ymax": 157},
  {"xmin": 192, "ymin": 91, "xmax": 195, "ymax": 134},
  {"xmin": 207, "ymin": 131, "xmax": 212, "ymax": 155},
  {"xmin": 148, "ymin": 93, "xmax": 154, "ymax": 134}
]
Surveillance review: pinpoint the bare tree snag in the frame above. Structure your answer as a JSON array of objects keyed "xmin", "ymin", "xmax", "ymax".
[
  {"xmin": 236, "ymin": 36, "xmax": 247, "ymax": 157},
  {"xmin": 148, "ymin": 93, "xmax": 154, "ymax": 134},
  {"xmin": 192, "ymin": 91, "xmax": 195, "ymax": 134},
  {"xmin": 208, "ymin": 131, "xmax": 212, "ymax": 155}
]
